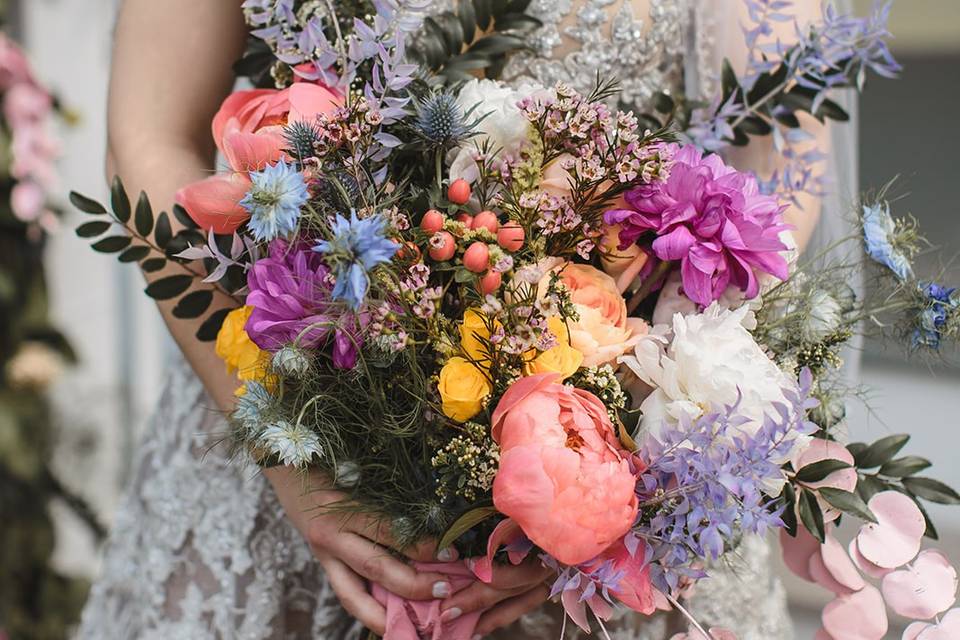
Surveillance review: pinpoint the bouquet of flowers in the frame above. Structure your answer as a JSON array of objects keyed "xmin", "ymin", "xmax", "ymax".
[{"xmin": 71, "ymin": 1, "xmax": 960, "ymax": 638}]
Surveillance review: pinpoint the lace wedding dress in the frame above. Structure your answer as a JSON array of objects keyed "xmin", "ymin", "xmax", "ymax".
[{"xmin": 76, "ymin": 2, "xmax": 796, "ymax": 638}]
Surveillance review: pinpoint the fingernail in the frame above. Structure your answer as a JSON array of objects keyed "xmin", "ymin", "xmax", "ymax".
[
  {"xmin": 440, "ymin": 607, "xmax": 462, "ymax": 623},
  {"xmin": 432, "ymin": 581, "xmax": 452, "ymax": 598},
  {"xmin": 436, "ymin": 547, "xmax": 458, "ymax": 562}
]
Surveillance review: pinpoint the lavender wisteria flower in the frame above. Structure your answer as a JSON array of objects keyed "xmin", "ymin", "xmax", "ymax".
[
  {"xmin": 862, "ymin": 201, "xmax": 913, "ymax": 280},
  {"xmin": 313, "ymin": 212, "xmax": 398, "ymax": 310},
  {"xmin": 605, "ymin": 144, "xmax": 789, "ymax": 307},
  {"xmin": 239, "ymin": 159, "xmax": 308, "ymax": 242},
  {"xmin": 636, "ymin": 369, "xmax": 819, "ymax": 592},
  {"xmin": 912, "ymin": 283, "xmax": 959, "ymax": 351},
  {"xmin": 245, "ymin": 240, "xmax": 363, "ymax": 368}
]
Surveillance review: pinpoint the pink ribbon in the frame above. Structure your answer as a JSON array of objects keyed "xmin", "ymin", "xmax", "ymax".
[{"xmin": 371, "ymin": 562, "xmax": 483, "ymax": 640}]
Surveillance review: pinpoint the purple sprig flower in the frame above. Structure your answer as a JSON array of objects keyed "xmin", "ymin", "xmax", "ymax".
[{"xmin": 636, "ymin": 369, "xmax": 819, "ymax": 593}]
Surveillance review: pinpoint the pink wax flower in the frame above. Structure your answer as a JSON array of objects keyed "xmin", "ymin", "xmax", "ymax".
[
  {"xmin": 177, "ymin": 82, "xmax": 341, "ymax": 234},
  {"xmin": 604, "ymin": 143, "xmax": 790, "ymax": 307},
  {"xmin": 490, "ymin": 373, "xmax": 639, "ymax": 565}
]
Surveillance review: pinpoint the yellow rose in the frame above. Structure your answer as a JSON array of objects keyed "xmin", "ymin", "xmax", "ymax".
[
  {"xmin": 216, "ymin": 306, "xmax": 270, "ymax": 383},
  {"xmin": 459, "ymin": 308, "xmax": 497, "ymax": 367},
  {"xmin": 525, "ymin": 317, "xmax": 583, "ymax": 380},
  {"xmin": 438, "ymin": 356, "xmax": 492, "ymax": 422}
]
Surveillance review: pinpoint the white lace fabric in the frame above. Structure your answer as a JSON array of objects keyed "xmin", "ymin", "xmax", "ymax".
[{"xmin": 77, "ymin": 2, "xmax": 795, "ymax": 638}]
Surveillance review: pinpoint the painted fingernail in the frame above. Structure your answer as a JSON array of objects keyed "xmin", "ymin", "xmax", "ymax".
[
  {"xmin": 436, "ymin": 547, "xmax": 458, "ymax": 562},
  {"xmin": 440, "ymin": 607, "xmax": 462, "ymax": 623},
  {"xmin": 432, "ymin": 581, "xmax": 452, "ymax": 598}
]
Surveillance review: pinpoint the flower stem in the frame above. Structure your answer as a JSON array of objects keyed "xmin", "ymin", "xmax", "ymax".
[{"xmin": 627, "ymin": 260, "xmax": 673, "ymax": 314}]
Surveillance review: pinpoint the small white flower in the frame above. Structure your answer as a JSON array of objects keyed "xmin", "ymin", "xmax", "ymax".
[
  {"xmin": 258, "ymin": 420, "xmax": 323, "ymax": 468},
  {"xmin": 803, "ymin": 289, "xmax": 844, "ymax": 342}
]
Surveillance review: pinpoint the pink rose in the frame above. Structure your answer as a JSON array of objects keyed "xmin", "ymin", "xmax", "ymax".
[
  {"xmin": 538, "ymin": 260, "xmax": 648, "ymax": 367},
  {"xmin": 491, "ymin": 373, "xmax": 639, "ymax": 565},
  {"xmin": 176, "ymin": 83, "xmax": 341, "ymax": 234}
]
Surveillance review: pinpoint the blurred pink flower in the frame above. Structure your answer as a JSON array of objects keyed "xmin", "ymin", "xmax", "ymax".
[
  {"xmin": 490, "ymin": 373, "xmax": 639, "ymax": 565},
  {"xmin": 604, "ymin": 143, "xmax": 789, "ymax": 307}
]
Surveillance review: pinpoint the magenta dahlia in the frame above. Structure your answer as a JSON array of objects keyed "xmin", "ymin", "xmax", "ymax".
[{"xmin": 604, "ymin": 144, "xmax": 790, "ymax": 307}]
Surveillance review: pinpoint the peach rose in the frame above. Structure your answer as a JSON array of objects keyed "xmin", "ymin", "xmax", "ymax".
[
  {"xmin": 540, "ymin": 154, "xmax": 575, "ymax": 199},
  {"xmin": 491, "ymin": 373, "xmax": 639, "ymax": 565},
  {"xmin": 176, "ymin": 83, "xmax": 341, "ymax": 234},
  {"xmin": 538, "ymin": 260, "xmax": 648, "ymax": 367}
]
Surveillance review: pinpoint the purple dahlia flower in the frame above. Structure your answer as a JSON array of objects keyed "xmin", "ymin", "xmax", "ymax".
[
  {"xmin": 245, "ymin": 240, "xmax": 361, "ymax": 368},
  {"xmin": 605, "ymin": 144, "xmax": 790, "ymax": 307}
]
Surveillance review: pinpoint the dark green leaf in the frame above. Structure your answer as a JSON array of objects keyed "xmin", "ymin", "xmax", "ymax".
[
  {"xmin": 796, "ymin": 459, "xmax": 852, "ymax": 483},
  {"xmin": 454, "ymin": 267, "xmax": 476, "ymax": 283},
  {"xmin": 914, "ymin": 499, "xmax": 939, "ymax": 540},
  {"xmin": 118, "ymin": 245, "xmax": 151, "ymax": 263},
  {"xmin": 855, "ymin": 434, "xmax": 910, "ymax": 469},
  {"xmin": 134, "ymin": 191, "xmax": 154, "ymax": 237},
  {"xmin": 721, "ymin": 58, "xmax": 739, "ymax": 101},
  {"xmin": 91, "ymin": 236, "xmax": 132, "ymax": 253},
  {"xmin": 437, "ymin": 13, "xmax": 465, "ymax": 55},
  {"xmin": 816, "ymin": 97, "xmax": 849, "ymax": 121},
  {"xmin": 141, "ymin": 258, "xmax": 167, "ymax": 273},
  {"xmin": 774, "ymin": 111, "xmax": 801, "ymax": 128},
  {"xmin": 819, "ymin": 487, "xmax": 877, "ymax": 523},
  {"xmin": 473, "ymin": 0, "xmax": 492, "ymax": 31},
  {"xmin": 438, "ymin": 506, "xmax": 498, "ymax": 550},
  {"xmin": 111, "ymin": 176, "xmax": 131, "ymax": 223},
  {"xmin": 172, "ymin": 289, "xmax": 215, "ymax": 319},
  {"xmin": 458, "ymin": 0, "xmax": 476, "ymax": 42},
  {"xmin": 653, "ymin": 92, "xmax": 675, "ymax": 114},
  {"xmin": 155, "ymin": 212, "xmax": 173, "ymax": 248},
  {"xmin": 902, "ymin": 477, "xmax": 960, "ymax": 505},
  {"xmin": 468, "ymin": 34, "xmax": 524, "ymax": 56},
  {"xmin": 798, "ymin": 489, "xmax": 825, "ymax": 543},
  {"xmin": 781, "ymin": 482, "xmax": 798, "ymax": 537},
  {"xmin": 879, "ymin": 456, "xmax": 932, "ymax": 478},
  {"xmin": 76, "ymin": 220, "xmax": 112, "ymax": 238},
  {"xmin": 144, "ymin": 275, "xmax": 193, "ymax": 300},
  {"xmin": 172, "ymin": 204, "xmax": 198, "ymax": 229},
  {"xmin": 196, "ymin": 308, "xmax": 232, "ymax": 342},
  {"xmin": 69, "ymin": 191, "xmax": 108, "ymax": 215},
  {"xmin": 856, "ymin": 474, "xmax": 886, "ymax": 503},
  {"xmin": 738, "ymin": 115, "xmax": 773, "ymax": 136},
  {"xmin": 846, "ymin": 442, "xmax": 867, "ymax": 458}
]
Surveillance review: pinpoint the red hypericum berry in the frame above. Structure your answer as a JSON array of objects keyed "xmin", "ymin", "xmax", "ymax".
[
  {"xmin": 420, "ymin": 209, "xmax": 445, "ymax": 234},
  {"xmin": 428, "ymin": 231, "xmax": 456, "ymax": 262},
  {"xmin": 447, "ymin": 178, "xmax": 471, "ymax": 205},
  {"xmin": 455, "ymin": 212, "xmax": 474, "ymax": 228},
  {"xmin": 497, "ymin": 221, "xmax": 525, "ymax": 252},
  {"xmin": 480, "ymin": 270, "xmax": 502, "ymax": 295},
  {"xmin": 462, "ymin": 242, "xmax": 490, "ymax": 273},
  {"xmin": 472, "ymin": 210, "xmax": 499, "ymax": 234}
]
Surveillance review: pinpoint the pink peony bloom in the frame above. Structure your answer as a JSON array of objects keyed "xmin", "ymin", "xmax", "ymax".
[
  {"xmin": 604, "ymin": 143, "xmax": 790, "ymax": 307},
  {"xmin": 491, "ymin": 373, "xmax": 639, "ymax": 565},
  {"xmin": 176, "ymin": 83, "xmax": 341, "ymax": 234}
]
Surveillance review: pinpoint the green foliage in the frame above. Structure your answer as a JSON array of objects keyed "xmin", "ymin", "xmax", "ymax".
[
  {"xmin": 71, "ymin": 178, "xmax": 239, "ymax": 342},
  {"xmin": 408, "ymin": 0, "xmax": 541, "ymax": 82}
]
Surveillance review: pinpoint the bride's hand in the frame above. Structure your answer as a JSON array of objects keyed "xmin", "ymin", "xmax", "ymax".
[
  {"xmin": 265, "ymin": 466, "xmax": 453, "ymax": 635},
  {"xmin": 440, "ymin": 558, "xmax": 553, "ymax": 637}
]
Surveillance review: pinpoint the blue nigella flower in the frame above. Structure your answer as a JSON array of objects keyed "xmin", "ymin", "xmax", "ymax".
[
  {"xmin": 240, "ymin": 159, "xmax": 309, "ymax": 242},
  {"xmin": 912, "ymin": 282, "xmax": 958, "ymax": 351},
  {"xmin": 313, "ymin": 211, "xmax": 398, "ymax": 310},
  {"xmin": 862, "ymin": 202, "xmax": 912, "ymax": 280}
]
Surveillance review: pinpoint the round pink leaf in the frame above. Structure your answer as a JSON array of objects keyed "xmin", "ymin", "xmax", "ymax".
[
  {"xmin": 781, "ymin": 526, "xmax": 821, "ymax": 582},
  {"xmin": 849, "ymin": 537, "xmax": 895, "ymax": 579},
  {"xmin": 881, "ymin": 550, "xmax": 958, "ymax": 620},
  {"xmin": 810, "ymin": 548, "xmax": 857, "ymax": 596},
  {"xmin": 857, "ymin": 491, "xmax": 925, "ymax": 569},
  {"xmin": 821, "ymin": 534, "xmax": 866, "ymax": 592},
  {"xmin": 822, "ymin": 584, "xmax": 888, "ymax": 640}
]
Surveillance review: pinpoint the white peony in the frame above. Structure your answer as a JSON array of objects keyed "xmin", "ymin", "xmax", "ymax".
[
  {"xmin": 448, "ymin": 79, "xmax": 538, "ymax": 183},
  {"xmin": 620, "ymin": 303, "xmax": 807, "ymax": 466}
]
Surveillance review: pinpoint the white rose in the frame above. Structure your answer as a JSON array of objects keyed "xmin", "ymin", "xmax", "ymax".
[
  {"xmin": 620, "ymin": 303, "xmax": 809, "ymax": 478},
  {"xmin": 448, "ymin": 79, "xmax": 533, "ymax": 183}
]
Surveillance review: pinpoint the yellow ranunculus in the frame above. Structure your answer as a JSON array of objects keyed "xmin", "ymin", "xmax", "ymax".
[
  {"xmin": 524, "ymin": 316, "xmax": 583, "ymax": 380},
  {"xmin": 459, "ymin": 308, "xmax": 498, "ymax": 367},
  {"xmin": 216, "ymin": 306, "xmax": 270, "ymax": 383},
  {"xmin": 438, "ymin": 356, "xmax": 492, "ymax": 422}
]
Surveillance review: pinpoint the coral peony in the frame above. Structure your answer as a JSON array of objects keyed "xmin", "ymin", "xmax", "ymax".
[
  {"xmin": 491, "ymin": 373, "xmax": 639, "ymax": 565},
  {"xmin": 177, "ymin": 83, "xmax": 341, "ymax": 233},
  {"xmin": 604, "ymin": 143, "xmax": 789, "ymax": 307},
  {"xmin": 538, "ymin": 260, "xmax": 648, "ymax": 367}
]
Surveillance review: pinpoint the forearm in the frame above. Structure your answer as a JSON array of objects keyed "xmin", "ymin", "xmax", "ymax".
[{"xmin": 108, "ymin": 0, "xmax": 248, "ymax": 411}]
